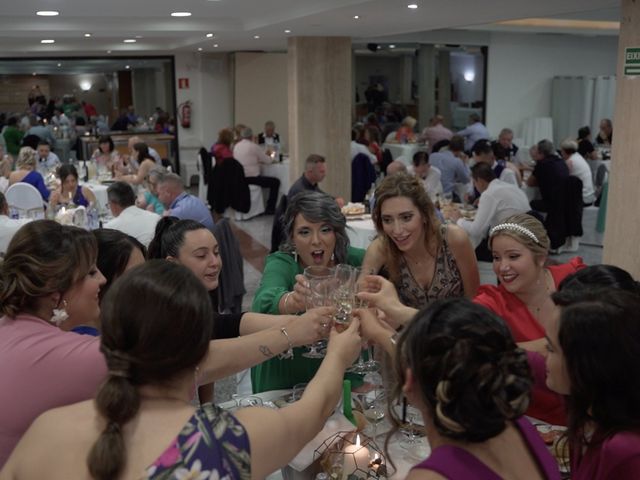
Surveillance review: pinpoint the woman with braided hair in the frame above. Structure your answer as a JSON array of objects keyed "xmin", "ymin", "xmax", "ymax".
[{"xmin": 390, "ymin": 298, "xmax": 560, "ymax": 479}]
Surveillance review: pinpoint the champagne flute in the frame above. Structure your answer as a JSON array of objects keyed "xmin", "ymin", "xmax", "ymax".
[
  {"xmin": 332, "ymin": 264, "xmax": 356, "ymax": 329},
  {"xmin": 302, "ymin": 266, "xmax": 334, "ymax": 359}
]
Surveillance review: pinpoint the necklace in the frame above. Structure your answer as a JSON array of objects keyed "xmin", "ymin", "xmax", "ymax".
[{"xmin": 525, "ymin": 269, "xmax": 552, "ymax": 317}]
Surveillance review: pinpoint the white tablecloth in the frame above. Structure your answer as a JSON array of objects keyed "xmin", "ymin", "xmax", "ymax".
[
  {"xmin": 347, "ymin": 218, "xmax": 377, "ymax": 249},
  {"xmin": 381, "ymin": 143, "xmax": 427, "ymax": 166},
  {"xmin": 262, "ymin": 160, "xmax": 290, "ymax": 196},
  {"xmin": 83, "ymin": 182, "xmax": 109, "ymax": 213}
]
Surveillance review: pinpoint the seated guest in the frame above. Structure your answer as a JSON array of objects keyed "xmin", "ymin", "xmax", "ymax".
[
  {"xmin": 49, "ymin": 164, "xmax": 96, "ymax": 209},
  {"xmin": 595, "ymin": 117, "xmax": 613, "ymax": 146},
  {"xmin": 1, "ymin": 260, "xmax": 361, "ymax": 480},
  {"xmin": 136, "ymin": 167, "xmax": 166, "ymax": 214},
  {"xmin": 472, "ymin": 139, "xmax": 519, "ymax": 186},
  {"xmin": 257, "ymin": 120, "xmax": 280, "ymax": 146},
  {"xmin": 115, "ymin": 142, "xmax": 157, "ymax": 186},
  {"xmin": 110, "ymin": 108, "xmax": 134, "ymax": 131},
  {"xmin": 447, "ymin": 163, "xmax": 529, "ymax": 257},
  {"xmin": 2, "ymin": 117, "xmax": 23, "ymax": 156},
  {"xmin": 386, "ymin": 159, "xmax": 407, "ymax": 175},
  {"xmin": 527, "ymin": 139, "xmax": 570, "ymax": 213},
  {"xmin": 386, "ymin": 299, "xmax": 560, "ymax": 479},
  {"xmin": 8, "ymin": 147, "xmax": 50, "ymax": 201},
  {"xmin": 0, "ymin": 157, "xmax": 11, "ymax": 194},
  {"xmin": 35, "ymin": 140, "xmax": 61, "ymax": 174},
  {"xmin": 210, "ymin": 127, "xmax": 234, "ymax": 165},
  {"xmin": 104, "ymin": 181, "xmax": 160, "ymax": 247},
  {"xmin": 577, "ymin": 126, "xmax": 598, "ymax": 160},
  {"xmin": 457, "ymin": 113, "xmax": 490, "ymax": 151},
  {"xmin": 559, "ymin": 139, "xmax": 596, "ymax": 206},
  {"xmin": 0, "ymin": 192, "xmax": 31, "ymax": 256},
  {"xmin": 411, "ymin": 151, "xmax": 442, "ymax": 204},
  {"xmin": 547, "ymin": 287, "xmax": 640, "ymax": 479},
  {"xmin": 350, "ymin": 127, "xmax": 377, "ymax": 164},
  {"xmin": 90, "ymin": 135, "xmax": 120, "ymax": 169},
  {"xmin": 394, "ymin": 116, "xmax": 417, "ymax": 143},
  {"xmin": 494, "ymin": 127, "xmax": 519, "ymax": 161},
  {"xmin": 27, "ymin": 116, "xmax": 56, "ymax": 147},
  {"xmin": 428, "ymin": 135, "xmax": 471, "ymax": 196},
  {"xmin": 251, "ymin": 191, "xmax": 365, "ymax": 393},
  {"xmin": 127, "ymin": 136, "xmax": 161, "ymax": 165},
  {"xmin": 288, "ymin": 153, "xmax": 327, "ymax": 200},
  {"xmin": 233, "ymin": 127, "xmax": 280, "ymax": 215},
  {"xmin": 418, "ymin": 115, "xmax": 453, "ymax": 151},
  {"xmin": 157, "ymin": 173, "xmax": 214, "ymax": 230},
  {"xmin": 474, "ymin": 213, "xmax": 584, "ymax": 424}
]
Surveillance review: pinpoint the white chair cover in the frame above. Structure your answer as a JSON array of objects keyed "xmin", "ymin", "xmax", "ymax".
[
  {"xmin": 5, "ymin": 183, "xmax": 46, "ymax": 219},
  {"xmin": 196, "ymin": 152, "xmax": 208, "ymax": 205},
  {"xmin": 224, "ymin": 185, "xmax": 265, "ymax": 221}
]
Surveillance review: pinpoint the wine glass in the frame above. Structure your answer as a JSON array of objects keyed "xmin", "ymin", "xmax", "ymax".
[
  {"xmin": 302, "ymin": 266, "xmax": 334, "ymax": 359},
  {"xmin": 332, "ymin": 264, "xmax": 356, "ymax": 329},
  {"xmin": 363, "ymin": 375, "xmax": 386, "ymax": 439}
]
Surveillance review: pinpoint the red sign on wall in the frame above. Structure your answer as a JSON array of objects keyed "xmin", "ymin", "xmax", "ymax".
[{"xmin": 178, "ymin": 78, "xmax": 190, "ymax": 89}]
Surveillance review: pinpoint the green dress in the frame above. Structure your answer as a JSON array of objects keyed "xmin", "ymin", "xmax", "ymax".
[{"xmin": 251, "ymin": 246, "xmax": 365, "ymax": 393}]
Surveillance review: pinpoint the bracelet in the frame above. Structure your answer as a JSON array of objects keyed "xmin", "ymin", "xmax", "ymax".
[
  {"xmin": 278, "ymin": 327, "xmax": 294, "ymax": 360},
  {"xmin": 282, "ymin": 291, "xmax": 294, "ymax": 314}
]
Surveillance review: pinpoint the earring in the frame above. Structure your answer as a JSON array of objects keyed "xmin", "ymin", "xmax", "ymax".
[
  {"xmin": 50, "ymin": 300, "xmax": 69, "ymax": 326},
  {"xmin": 193, "ymin": 365, "xmax": 201, "ymax": 406},
  {"xmin": 331, "ymin": 252, "xmax": 335, "ymax": 262},
  {"xmin": 293, "ymin": 249, "xmax": 298, "ymax": 263}
]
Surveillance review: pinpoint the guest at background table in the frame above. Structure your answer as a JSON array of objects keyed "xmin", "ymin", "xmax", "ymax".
[
  {"xmin": 8, "ymin": 147, "xmax": 49, "ymax": 202},
  {"xmin": 136, "ymin": 167, "xmax": 166, "ymax": 214},
  {"xmin": 0, "ymin": 260, "xmax": 362, "ymax": 480},
  {"xmin": 410, "ymin": 151, "xmax": 442, "ymax": 204},
  {"xmin": 116, "ymin": 142, "xmax": 156, "ymax": 186},
  {"xmin": 355, "ymin": 125, "xmax": 382, "ymax": 165},
  {"xmin": 90, "ymin": 135, "xmax": 119, "ymax": 171},
  {"xmin": 457, "ymin": 112, "xmax": 490, "ymax": 152},
  {"xmin": 35, "ymin": 140, "xmax": 60, "ymax": 174},
  {"xmin": 471, "ymin": 139, "xmax": 519, "ymax": 187},
  {"xmin": 105, "ymin": 182, "xmax": 160, "ymax": 247},
  {"xmin": 527, "ymin": 139, "xmax": 569, "ymax": 213},
  {"xmin": 546, "ymin": 286, "xmax": 640, "ymax": 479},
  {"xmin": 388, "ymin": 298, "xmax": 561, "ymax": 480},
  {"xmin": 210, "ymin": 127, "xmax": 234, "ymax": 165},
  {"xmin": 0, "ymin": 157, "xmax": 10, "ymax": 194},
  {"xmin": 26, "ymin": 116, "xmax": 56, "ymax": 148},
  {"xmin": 595, "ymin": 118, "xmax": 613, "ymax": 146},
  {"xmin": 81, "ymin": 100, "xmax": 97, "ymax": 120},
  {"xmin": 361, "ymin": 173, "xmax": 478, "ymax": 310},
  {"xmin": 288, "ymin": 154, "xmax": 328, "ymax": 200},
  {"xmin": 157, "ymin": 173, "xmax": 214, "ymax": 230},
  {"xmin": 576, "ymin": 126, "xmax": 598, "ymax": 160},
  {"xmin": 49, "ymin": 164, "xmax": 96, "ymax": 210},
  {"xmin": 394, "ymin": 116, "xmax": 417, "ymax": 143},
  {"xmin": 418, "ymin": 115, "xmax": 453, "ymax": 152},
  {"xmin": 427, "ymin": 135, "xmax": 470, "ymax": 200},
  {"xmin": 233, "ymin": 127, "xmax": 280, "ymax": 215},
  {"xmin": 351, "ymin": 127, "xmax": 377, "ymax": 164},
  {"xmin": 251, "ymin": 191, "xmax": 365, "ymax": 393},
  {"xmin": 0, "ymin": 192, "xmax": 30, "ymax": 256},
  {"xmin": 128, "ymin": 136, "xmax": 162, "ymax": 165},
  {"xmin": 2, "ymin": 117, "xmax": 23, "ymax": 156},
  {"xmin": 559, "ymin": 139, "xmax": 595, "ymax": 206},
  {"xmin": 111, "ymin": 108, "xmax": 135, "ymax": 131},
  {"xmin": 493, "ymin": 127, "xmax": 520, "ymax": 162},
  {"xmin": 446, "ymin": 163, "xmax": 530, "ymax": 261},
  {"xmin": 257, "ymin": 120, "xmax": 280, "ymax": 148}
]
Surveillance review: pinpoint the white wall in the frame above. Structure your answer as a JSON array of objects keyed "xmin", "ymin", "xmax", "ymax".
[
  {"xmin": 234, "ymin": 52, "xmax": 288, "ymax": 150},
  {"xmin": 485, "ymin": 32, "xmax": 618, "ymax": 139}
]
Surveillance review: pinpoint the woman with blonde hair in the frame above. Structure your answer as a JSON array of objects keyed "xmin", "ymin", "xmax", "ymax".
[
  {"xmin": 211, "ymin": 128, "xmax": 234, "ymax": 165},
  {"xmin": 8, "ymin": 147, "xmax": 49, "ymax": 201}
]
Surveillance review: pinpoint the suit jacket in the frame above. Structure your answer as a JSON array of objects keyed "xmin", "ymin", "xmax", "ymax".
[
  {"xmin": 351, "ymin": 153, "xmax": 376, "ymax": 203},
  {"xmin": 210, "ymin": 158, "xmax": 251, "ymax": 214}
]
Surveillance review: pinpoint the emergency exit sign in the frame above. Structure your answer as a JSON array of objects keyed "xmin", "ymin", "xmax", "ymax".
[{"xmin": 624, "ymin": 47, "xmax": 640, "ymax": 76}]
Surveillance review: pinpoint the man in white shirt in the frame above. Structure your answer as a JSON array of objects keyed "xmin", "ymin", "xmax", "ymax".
[
  {"xmin": 104, "ymin": 181, "xmax": 160, "ymax": 247},
  {"xmin": 0, "ymin": 193, "xmax": 31, "ymax": 256},
  {"xmin": 559, "ymin": 139, "xmax": 596, "ymax": 206},
  {"xmin": 350, "ymin": 128, "xmax": 377, "ymax": 164},
  {"xmin": 411, "ymin": 151, "xmax": 443, "ymax": 203},
  {"xmin": 233, "ymin": 127, "xmax": 279, "ymax": 214},
  {"xmin": 449, "ymin": 162, "xmax": 530, "ymax": 258}
]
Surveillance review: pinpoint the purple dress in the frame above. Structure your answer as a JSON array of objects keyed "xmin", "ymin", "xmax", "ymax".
[
  {"xmin": 412, "ymin": 417, "xmax": 560, "ymax": 479},
  {"xmin": 572, "ymin": 430, "xmax": 640, "ymax": 479}
]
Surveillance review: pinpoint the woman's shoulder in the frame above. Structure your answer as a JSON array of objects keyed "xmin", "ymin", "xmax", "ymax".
[
  {"xmin": 474, "ymin": 284, "xmax": 513, "ymax": 312},
  {"xmin": 548, "ymin": 256, "xmax": 585, "ymax": 284},
  {"xmin": 265, "ymin": 250, "xmax": 296, "ymax": 267},
  {"xmin": 442, "ymin": 222, "xmax": 470, "ymax": 246},
  {"xmin": 346, "ymin": 245, "xmax": 366, "ymax": 266}
]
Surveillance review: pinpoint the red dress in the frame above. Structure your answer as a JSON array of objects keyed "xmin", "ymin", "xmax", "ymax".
[{"xmin": 474, "ymin": 256, "xmax": 585, "ymax": 425}]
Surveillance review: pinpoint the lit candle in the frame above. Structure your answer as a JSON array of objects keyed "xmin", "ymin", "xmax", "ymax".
[{"xmin": 342, "ymin": 434, "xmax": 369, "ymax": 479}]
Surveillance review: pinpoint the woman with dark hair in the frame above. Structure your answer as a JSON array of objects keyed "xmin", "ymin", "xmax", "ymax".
[
  {"xmin": 115, "ymin": 142, "xmax": 156, "ymax": 185},
  {"xmin": 389, "ymin": 298, "xmax": 559, "ymax": 479},
  {"xmin": 1, "ymin": 261, "xmax": 362, "ymax": 479},
  {"xmin": 251, "ymin": 190, "xmax": 366, "ymax": 392},
  {"xmin": 361, "ymin": 173, "xmax": 478, "ymax": 310},
  {"xmin": 49, "ymin": 164, "xmax": 97, "ymax": 209},
  {"xmin": 546, "ymin": 287, "xmax": 640, "ymax": 479},
  {"xmin": 90, "ymin": 134, "xmax": 119, "ymax": 169}
]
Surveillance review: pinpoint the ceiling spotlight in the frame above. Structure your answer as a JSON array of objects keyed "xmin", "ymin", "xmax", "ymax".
[
  {"xmin": 354, "ymin": 15, "xmax": 360, "ymax": 19},
  {"xmin": 84, "ymin": 33, "xmax": 91, "ymax": 37},
  {"xmin": 32, "ymin": 72, "xmax": 37, "ymax": 76},
  {"xmin": 125, "ymin": 65, "xmax": 130, "ymax": 69},
  {"xmin": 107, "ymin": 50, "xmax": 112, "ymax": 54},
  {"xmin": 407, "ymin": 3, "xmax": 418, "ymax": 8},
  {"xmin": 284, "ymin": 29, "xmax": 291, "ymax": 34},
  {"xmin": 57, "ymin": 63, "xmax": 62, "ymax": 67},
  {"xmin": 135, "ymin": 35, "xmax": 143, "ymax": 39},
  {"xmin": 197, "ymin": 47, "xmax": 203, "ymax": 51},
  {"xmin": 171, "ymin": 11, "xmax": 192, "ymax": 17},
  {"xmin": 123, "ymin": 39, "xmax": 136, "ymax": 43},
  {"xmin": 253, "ymin": 35, "xmax": 260, "ymax": 39},
  {"xmin": 40, "ymin": 39, "xmax": 55, "ymax": 44},
  {"xmin": 213, "ymin": 43, "xmax": 219, "ymax": 48},
  {"xmin": 389, "ymin": 44, "xmax": 396, "ymax": 49},
  {"xmin": 36, "ymin": 10, "xmax": 59, "ymax": 16},
  {"xmin": 206, "ymin": 33, "xmax": 214, "ymax": 38}
]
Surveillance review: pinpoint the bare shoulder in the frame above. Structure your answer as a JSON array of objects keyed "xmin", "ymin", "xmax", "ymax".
[
  {"xmin": 32, "ymin": 400, "xmax": 97, "ymax": 435},
  {"xmin": 443, "ymin": 223, "xmax": 471, "ymax": 248},
  {"xmin": 406, "ymin": 468, "xmax": 447, "ymax": 480}
]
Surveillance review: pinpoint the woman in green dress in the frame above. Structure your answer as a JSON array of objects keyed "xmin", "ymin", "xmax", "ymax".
[{"xmin": 251, "ymin": 191, "xmax": 365, "ymax": 393}]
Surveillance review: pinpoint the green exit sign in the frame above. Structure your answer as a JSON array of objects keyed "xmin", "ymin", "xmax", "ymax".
[{"xmin": 625, "ymin": 47, "xmax": 640, "ymax": 76}]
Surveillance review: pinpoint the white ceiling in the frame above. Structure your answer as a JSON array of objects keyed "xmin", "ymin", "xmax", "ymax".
[{"xmin": 0, "ymin": 0, "xmax": 620, "ymax": 56}]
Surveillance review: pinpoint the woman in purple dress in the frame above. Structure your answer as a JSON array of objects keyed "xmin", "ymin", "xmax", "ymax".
[{"xmin": 390, "ymin": 298, "xmax": 560, "ymax": 480}]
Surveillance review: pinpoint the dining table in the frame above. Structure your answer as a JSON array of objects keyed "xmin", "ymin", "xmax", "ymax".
[
  {"xmin": 346, "ymin": 216, "xmax": 377, "ymax": 250},
  {"xmin": 262, "ymin": 158, "xmax": 290, "ymax": 198}
]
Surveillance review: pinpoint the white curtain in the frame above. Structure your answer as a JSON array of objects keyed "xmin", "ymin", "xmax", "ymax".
[{"xmin": 551, "ymin": 75, "xmax": 616, "ymax": 144}]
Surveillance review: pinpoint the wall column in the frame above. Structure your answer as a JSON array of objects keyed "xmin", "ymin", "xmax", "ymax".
[
  {"xmin": 602, "ymin": 0, "xmax": 640, "ymax": 277},
  {"xmin": 288, "ymin": 37, "xmax": 352, "ymax": 199},
  {"xmin": 417, "ymin": 45, "xmax": 436, "ymax": 131}
]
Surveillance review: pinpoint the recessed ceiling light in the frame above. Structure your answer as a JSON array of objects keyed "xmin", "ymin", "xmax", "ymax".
[
  {"xmin": 57, "ymin": 63, "xmax": 62, "ymax": 67},
  {"xmin": 206, "ymin": 33, "xmax": 214, "ymax": 38},
  {"xmin": 253, "ymin": 35, "xmax": 260, "ymax": 39},
  {"xmin": 84, "ymin": 33, "xmax": 91, "ymax": 37},
  {"xmin": 407, "ymin": 3, "xmax": 418, "ymax": 9},
  {"xmin": 36, "ymin": 10, "xmax": 59, "ymax": 16},
  {"xmin": 107, "ymin": 50, "xmax": 112, "ymax": 54},
  {"xmin": 125, "ymin": 65, "xmax": 130, "ymax": 69},
  {"xmin": 197, "ymin": 47, "xmax": 203, "ymax": 51},
  {"xmin": 135, "ymin": 35, "xmax": 143, "ymax": 39},
  {"xmin": 284, "ymin": 29, "xmax": 291, "ymax": 34},
  {"xmin": 213, "ymin": 43, "xmax": 219, "ymax": 48},
  {"xmin": 389, "ymin": 44, "xmax": 396, "ymax": 48},
  {"xmin": 40, "ymin": 39, "xmax": 55, "ymax": 44},
  {"xmin": 171, "ymin": 11, "xmax": 191, "ymax": 17},
  {"xmin": 123, "ymin": 39, "xmax": 136, "ymax": 43},
  {"xmin": 353, "ymin": 15, "xmax": 360, "ymax": 19},
  {"xmin": 32, "ymin": 72, "xmax": 37, "ymax": 76}
]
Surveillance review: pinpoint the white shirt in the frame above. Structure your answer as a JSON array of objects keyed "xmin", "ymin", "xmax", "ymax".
[
  {"xmin": 407, "ymin": 165, "xmax": 443, "ymax": 203},
  {"xmin": 36, "ymin": 152, "xmax": 61, "ymax": 174},
  {"xmin": 104, "ymin": 205, "xmax": 160, "ymax": 247},
  {"xmin": 567, "ymin": 153, "xmax": 595, "ymax": 204},
  {"xmin": 457, "ymin": 179, "xmax": 530, "ymax": 248},
  {"xmin": 233, "ymin": 139, "xmax": 273, "ymax": 177},
  {"xmin": 497, "ymin": 163, "xmax": 519, "ymax": 186},
  {"xmin": 0, "ymin": 216, "xmax": 31, "ymax": 255},
  {"xmin": 350, "ymin": 141, "xmax": 377, "ymax": 164}
]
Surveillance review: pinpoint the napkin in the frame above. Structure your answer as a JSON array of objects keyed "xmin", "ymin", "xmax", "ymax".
[{"xmin": 289, "ymin": 413, "xmax": 356, "ymax": 472}]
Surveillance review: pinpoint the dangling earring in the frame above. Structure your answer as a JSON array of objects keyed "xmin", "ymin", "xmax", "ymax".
[
  {"xmin": 50, "ymin": 300, "xmax": 69, "ymax": 326},
  {"xmin": 331, "ymin": 252, "xmax": 335, "ymax": 262},
  {"xmin": 193, "ymin": 365, "xmax": 201, "ymax": 406},
  {"xmin": 293, "ymin": 249, "xmax": 298, "ymax": 263}
]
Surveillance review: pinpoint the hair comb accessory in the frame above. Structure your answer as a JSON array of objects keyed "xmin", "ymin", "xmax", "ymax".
[
  {"xmin": 489, "ymin": 223, "xmax": 540, "ymax": 244},
  {"xmin": 102, "ymin": 346, "xmax": 132, "ymax": 379}
]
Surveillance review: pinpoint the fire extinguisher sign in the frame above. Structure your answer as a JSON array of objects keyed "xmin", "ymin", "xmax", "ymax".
[{"xmin": 178, "ymin": 78, "xmax": 190, "ymax": 89}]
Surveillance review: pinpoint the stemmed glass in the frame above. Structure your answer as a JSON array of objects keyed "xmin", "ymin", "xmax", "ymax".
[
  {"xmin": 302, "ymin": 266, "xmax": 334, "ymax": 359},
  {"xmin": 353, "ymin": 268, "xmax": 381, "ymax": 374},
  {"xmin": 363, "ymin": 372, "xmax": 386, "ymax": 439},
  {"xmin": 332, "ymin": 264, "xmax": 356, "ymax": 329}
]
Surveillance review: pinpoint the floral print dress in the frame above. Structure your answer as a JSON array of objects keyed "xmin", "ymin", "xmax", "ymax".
[{"xmin": 145, "ymin": 403, "xmax": 251, "ymax": 480}]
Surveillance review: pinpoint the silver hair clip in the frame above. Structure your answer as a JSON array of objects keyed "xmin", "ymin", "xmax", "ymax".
[{"xmin": 489, "ymin": 223, "xmax": 540, "ymax": 244}]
